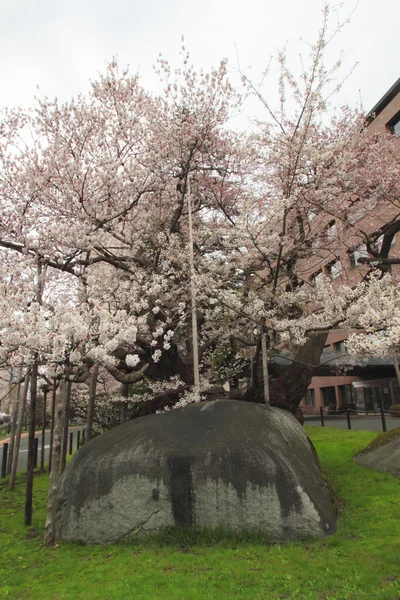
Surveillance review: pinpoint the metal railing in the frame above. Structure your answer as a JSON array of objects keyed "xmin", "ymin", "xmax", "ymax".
[{"xmin": 314, "ymin": 405, "xmax": 389, "ymax": 432}]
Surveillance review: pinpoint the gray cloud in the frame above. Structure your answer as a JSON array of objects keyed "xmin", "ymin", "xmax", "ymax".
[{"xmin": 0, "ymin": 0, "xmax": 398, "ymax": 117}]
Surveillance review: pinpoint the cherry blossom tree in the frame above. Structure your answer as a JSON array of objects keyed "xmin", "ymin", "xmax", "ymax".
[
  {"xmin": 1, "ymin": 19, "xmax": 399, "ymax": 427},
  {"xmin": 1, "ymin": 8, "xmax": 399, "ymax": 541},
  {"xmin": 0, "ymin": 4, "xmax": 399, "ymax": 419},
  {"xmin": 0, "ymin": 55, "xmax": 246, "ymax": 408}
]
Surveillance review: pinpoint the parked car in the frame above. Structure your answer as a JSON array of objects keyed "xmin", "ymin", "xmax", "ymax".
[{"xmin": 0, "ymin": 413, "xmax": 10, "ymax": 425}]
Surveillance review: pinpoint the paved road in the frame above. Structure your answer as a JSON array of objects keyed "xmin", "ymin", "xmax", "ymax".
[
  {"xmin": 16, "ymin": 432, "xmax": 51, "ymax": 472},
  {"xmin": 1, "ymin": 426, "xmax": 84, "ymax": 473},
  {"xmin": 305, "ymin": 414, "xmax": 399, "ymax": 432}
]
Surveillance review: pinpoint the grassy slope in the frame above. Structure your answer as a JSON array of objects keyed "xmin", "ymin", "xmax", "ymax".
[{"xmin": 0, "ymin": 428, "xmax": 400, "ymax": 600}]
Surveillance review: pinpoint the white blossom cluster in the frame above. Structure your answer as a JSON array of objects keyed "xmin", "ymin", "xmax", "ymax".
[{"xmin": 0, "ymin": 40, "xmax": 399, "ymax": 414}]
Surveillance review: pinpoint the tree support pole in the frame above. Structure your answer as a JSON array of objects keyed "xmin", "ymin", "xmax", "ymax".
[
  {"xmin": 261, "ymin": 332, "xmax": 270, "ymax": 405},
  {"xmin": 6, "ymin": 369, "xmax": 22, "ymax": 475},
  {"xmin": 187, "ymin": 177, "xmax": 200, "ymax": 401},
  {"xmin": 48, "ymin": 381, "xmax": 57, "ymax": 474},
  {"xmin": 25, "ymin": 361, "xmax": 38, "ymax": 525},
  {"xmin": 86, "ymin": 365, "xmax": 98, "ymax": 441},
  {"xmin": 61, "ymin": 381, "xmax": 71, "ymax": 473},
  {"xmin": 9, "ymin": 369, "xmax": 30, "ymax": 490},
  {"xmin": 44, "ymin": 380, "xmax": 66, "ymax": 544},
  {"xmin": 40, "ymin": 389, "xmax": 47, "ymax": 472}
]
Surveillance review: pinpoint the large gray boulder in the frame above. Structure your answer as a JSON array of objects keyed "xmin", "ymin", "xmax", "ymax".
[
  {"xmin": 56, "ymin": 400, "xmax": 337, "ymax": 543},
  {"xmin": 355, "ymin": 428, "xmax": 400, "ymax": 477}
]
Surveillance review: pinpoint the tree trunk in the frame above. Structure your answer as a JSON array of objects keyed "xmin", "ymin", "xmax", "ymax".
[
  {"xmin": 25, "ymin": 361, "xmax": 38, "ymax": 525},
  {"xmin": 40, "ymin": 389, "xmax": 47, "ymax": 472},
  {"xmin": 44, "ymin": 380, "xmax": 66, "ymax": 544},
  {"xmin": 9, "ymin": 369, "xmax": 31, "ymax": 490},
  {"xmin": 120, "ymin": 383, "xmax": 129, "ymax": 423},
  {"xmin": 269, "ymin": 333, "xmax": 328, "ymax": 423},
  {"xmin": 244, "ymin": 333, "xmax": 327, "ymax": 423},
  {"xmin": 25, "ymin": 259, "xmax": 44, "ymax": 521},
  {"xmin": 61, "ymin": 381, "xmax": 71, "ymax": 473},
  {"xmin": 86, "ymin": 365, "xmax": 98, "ymax": 442},
  {"xmin": 6, "ymin": 369, "xmax": 22, "ymax": 475},
  {"xmin": 392, "ymin": 355, "xmax": 400, "ymax": 390}
]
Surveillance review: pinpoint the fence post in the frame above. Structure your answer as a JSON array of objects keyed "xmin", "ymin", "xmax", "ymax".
[
  {"xmin": 82, "ymin": 429, "xmax": 86, "ymax": 445},
  {"xmin": 69, "ymin": 432, "xmax": 73, "ymax": 455},
  {"xmin": 1, "ymin": 443, "xmax": 8, "ymax": 478},
  {"xmin": 77, "ymin": 430, "xmax": 81, "ymax": 450},
  {"xmin": 346, "ymin": 408, "xmax": 352, "ymax": 430},
  {"xmin": 320, "ymin": 407, "xmax": 325, "ymax": 427},
  {"xmin": 33, "ymin": 438, "xmax": 39, "ymax": 469},
  {"xmin": 379, "ymin": 399, "xmax": 387, "ymax": 433}
]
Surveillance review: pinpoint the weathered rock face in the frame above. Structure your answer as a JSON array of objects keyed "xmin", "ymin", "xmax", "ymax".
[
  {"xmin": 355, "ymin": 428, "xmax": 400, "ymax": 477},
  {"xmin": 56, "ymin": 400, "xmax": 337, "ymax": 544}
]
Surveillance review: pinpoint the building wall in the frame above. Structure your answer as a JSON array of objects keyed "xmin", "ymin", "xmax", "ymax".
[
  {"xmin": 301, "ymin": 79, "xmax": 400, "ymax": 414},
  {"xmin": 367, "ymin": 92, "xmax": 400, "ymax": 139}
]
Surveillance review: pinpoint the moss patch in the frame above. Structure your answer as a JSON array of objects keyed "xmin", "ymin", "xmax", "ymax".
[{"xmin": 356, "ymin": 426, "xmax": 400, "ymax": 456}]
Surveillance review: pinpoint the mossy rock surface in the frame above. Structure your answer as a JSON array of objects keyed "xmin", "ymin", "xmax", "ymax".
[
  {"xmin": 355, "ymin": 427, "xmax": 400, "ymax": 477},
  {"xmin": 56, "ymin": 400, "xmax": 338, "ymax": 544}
]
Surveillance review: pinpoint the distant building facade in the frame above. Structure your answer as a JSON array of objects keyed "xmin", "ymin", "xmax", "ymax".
[{"xmin": 301, "ymin": 78, "xmax": 400, "ymax": 415}]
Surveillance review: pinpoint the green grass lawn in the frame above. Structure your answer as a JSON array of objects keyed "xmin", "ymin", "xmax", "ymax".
[
  {"xmin": 0, "ymin": 428, "xmax": 11, "ymax": 439},
  {"xmin": 1, "ymin": 427, "xmax": 400, "ymax": 600}
]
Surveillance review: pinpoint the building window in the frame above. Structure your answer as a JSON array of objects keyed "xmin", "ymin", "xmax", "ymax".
[
  {"xmin": 311, "ymin": 270, "xmax": 324, "ymax": 286},
  {"xmin": 326, "ymin": 260, "xmax": 342, "ymax": 279},
  {"xmin": 334, "ymin": 340, "xmax": 346, "ymax": 353},
  {"xmin": 346, "ymin": 199, "xmax": 363, "ymax": 226},
  {"xmin": 324, "ymin": 220, "xmax": 337, "ymax": 242},
  {"xmin": 349, "ymin": 244, "xmax": 368, "ymax": 267},
  {"xmin": 386, "ymin": 110, "xmax": 400, "ymax": 138},
  {"xmin": 339, "ymin": 384, "xmax": 355, "ymax": 409},
  {"xmin": 305, "ymin": 389, "xmax": 315, "ymax": 407}
]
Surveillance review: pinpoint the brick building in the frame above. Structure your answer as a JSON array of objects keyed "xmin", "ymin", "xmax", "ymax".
[{"xmin": 300, "ymin": 78, "xmax": 400, "ymax": 415}]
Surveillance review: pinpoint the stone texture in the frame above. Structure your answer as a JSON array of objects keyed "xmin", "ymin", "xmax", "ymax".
[
  {"xmin": 355, "ymin": 431, "xmax": 400, "ymax": 477},
  {"xmin": 56, "ymin": 400, "xmax": 338, "ymax": 543}
]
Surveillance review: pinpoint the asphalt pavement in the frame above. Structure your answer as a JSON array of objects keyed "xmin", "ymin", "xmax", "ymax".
[
  {"xmin": 0, "ymin": 426, "xmax": 84, "ymax": 473},
  {"xmin": 304, "ymin": 414, "xmax": 399, "ymax": 432}
]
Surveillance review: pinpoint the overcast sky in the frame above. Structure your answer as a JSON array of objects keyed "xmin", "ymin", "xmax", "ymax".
[{"xmin": 1, "ymin": 0, "xmax": 398, "ymax": 122}]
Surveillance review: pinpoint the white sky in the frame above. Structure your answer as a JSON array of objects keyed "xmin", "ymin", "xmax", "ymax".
[{"xmin": 0, "ymin": 0, "xmax": 398, "ymax": 121}]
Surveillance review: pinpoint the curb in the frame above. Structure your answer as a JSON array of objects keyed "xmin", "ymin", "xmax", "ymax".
[
  {"xmin": 0, "ymin": 426, "xmax": 84, "ymax": 449},
  {"xmin": 0, "ymin": 430, "xmax": 42, "ymax": 449}
]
